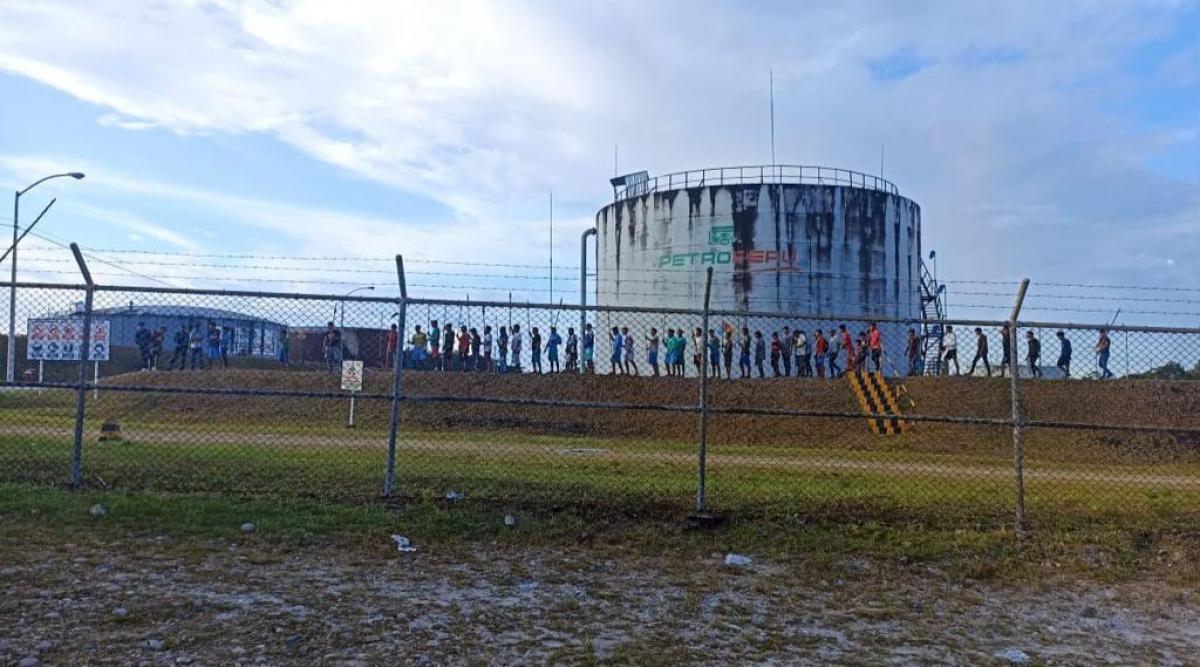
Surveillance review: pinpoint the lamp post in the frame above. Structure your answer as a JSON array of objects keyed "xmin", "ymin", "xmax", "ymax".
[
  {"xmin": 338, "ymin": 286, "xmax": 374, "ymax": 330},
  {"xmin": 8, "ymin": 172, "xmax": 85, "ymax": 383}
]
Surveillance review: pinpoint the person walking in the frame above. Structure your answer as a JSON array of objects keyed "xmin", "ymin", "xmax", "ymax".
[
  {"xmin": 409, "ymin": 325, "xmax": 428, "ymax": 369},
  {"xmin": 497, "ymin": 326, "xmax": 509, "ymax": 373},
  {"xmin": 814, "ymin": 329, "xmax": 828, "ymax": 379},
  {"xmin": 1026, "ymin": 330, "xmax": 1043, "ymax": 378},
  {"xmin": 675, "ymin": 327, "xmax": 688, "ymax": 376},
  {"xmin": 841, "ymin": 325, "xmax": 855, "ymax": 376},
  {"xmin": 530, "ymin": 326, "xmax": 543, "ymax": 374},
  {"xmin": 1096, "ymin": 328, "xmax": 1113, "ymax": 379},
  {"xmin": 646, "ymin": 327, "xmax": 660, "ymax": 377},
  {"xmin": 738, "ymin": 327, "xmax": 752, "ymax": 379},
  {"xmin": 969, "ymin": 327, "xmax": 991, "ymax": 377},
  {"xmin": 1055, "ymin": 330, "xmax": 1072, "ymax": 378},
  {"xmin": 854, "ymin": 334, "xmax": 869, "ymax": 374},
  {"xmin": 220, "ymin": 324, "xmax": 234, "ymax": 369},
  {"xmin": 999, "ymin": 324, "xmax": 1012, "ymax": 377},
  {"xmin": 547, "ymin": 326, "xmax": 562, "ymax": 373},
  {"xmin": 769, "ymin": 332, "xmax": 782, "ymax": 377},
  {"xmin": 905, "ymin": 328, "xmax": 920, "ymax": 376},
  {"xmin": 828, "ymin": 325, "xmax": 844, "ymax": 377},
  {"xmin": 941, "ymin": 325, "xmax": 959, "ymax": 375}
]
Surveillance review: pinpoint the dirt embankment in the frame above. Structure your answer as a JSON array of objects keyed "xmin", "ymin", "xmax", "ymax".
[{"xmin": 42, "ymin": 369, "xmax": 1198, "ymax": 464}]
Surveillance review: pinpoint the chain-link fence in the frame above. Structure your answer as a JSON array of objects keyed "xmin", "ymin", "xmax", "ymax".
[{"xmin": 1, "ymin": 253, "xmax": 1198, "ymax": 531}]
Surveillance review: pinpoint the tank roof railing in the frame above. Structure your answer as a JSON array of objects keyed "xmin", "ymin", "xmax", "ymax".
[{"xmin": 614, "ymin": 164, "xmax": 900, "ymax": 200}]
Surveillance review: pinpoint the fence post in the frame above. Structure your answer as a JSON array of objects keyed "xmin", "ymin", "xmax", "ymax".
[
  {"xmin": 1008, "ymin": 278, "xmax": 1030, "ymax": 537},
  {"xmin": 69, "ymin": 243, "xmax": 94, "ymax": 490},
  {"xmin": 695, "ymin": 267, "xmax": 714, "ymax": 512},
  {"xmin": 384, "ymin": 255, "xmax": 407, "ymax": 497}
]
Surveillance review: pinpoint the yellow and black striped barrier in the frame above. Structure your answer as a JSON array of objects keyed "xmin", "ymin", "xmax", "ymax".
[{"xmin": 847, "ymin": 372, "xmax": 906, "ymax": 435}]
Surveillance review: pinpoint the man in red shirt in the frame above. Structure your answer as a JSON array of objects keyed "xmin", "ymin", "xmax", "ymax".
[
  {"xmin": 813, "ymin": 329, "xmax": 828, "ymax": 379},
  {"xmin": 868, "ymin": 323, "xmax": 883, "ymax": 373},
  {"xmin": 841, "ymin": 326, "xmax": 854, "ymax": 376},
  {"xmin": 386, "ymin": 324, "xmax": 398, "ymax": 368}
]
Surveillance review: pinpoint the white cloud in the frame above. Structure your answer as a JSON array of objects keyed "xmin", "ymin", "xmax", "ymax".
[{"xmin": 0, "ymin": 0, "xmax": 1196, "ymax": 295}]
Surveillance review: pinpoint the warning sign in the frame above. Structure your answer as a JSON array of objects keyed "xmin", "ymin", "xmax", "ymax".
[
  {"xmin": 27, "ymin": 317, "xmax": 111, "ymax": 362},
  {"xmin": 341, "ymin": 360, "xmax": 364, "ymax": 392}
]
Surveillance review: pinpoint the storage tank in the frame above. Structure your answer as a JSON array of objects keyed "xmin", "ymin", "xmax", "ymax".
[{"xmin": 595, "ymin": 165, "xmax": 922, "ymax": 372}]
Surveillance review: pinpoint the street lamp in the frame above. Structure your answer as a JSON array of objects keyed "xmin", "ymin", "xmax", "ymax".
[
  {"xmin": 8, "ymin": 172, "xmax": 85, "ymax": 383},
  {"xmin": 337, "ymin": 285, "xmax": 375, "ymax": 329}
]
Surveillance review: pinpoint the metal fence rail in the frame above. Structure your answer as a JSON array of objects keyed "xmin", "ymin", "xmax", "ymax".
[{"xmin": 1, "ymin": 248, "xmax": 1198, "ymax": 532}]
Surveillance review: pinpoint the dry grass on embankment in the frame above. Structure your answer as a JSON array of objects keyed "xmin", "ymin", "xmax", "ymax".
[{"xmin": 41, "ymin": 368, "xmax": 1197, "ymax": 466}]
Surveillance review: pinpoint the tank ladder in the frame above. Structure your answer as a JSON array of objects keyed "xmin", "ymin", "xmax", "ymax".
[{"xmin": 847, "ymin": 372, "xmax": 906, "ymax": 435}]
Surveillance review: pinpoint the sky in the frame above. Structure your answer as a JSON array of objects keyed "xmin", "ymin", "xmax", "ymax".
[{"xmin": 0, "ymin": 0, "xmax": 1197, "ymax": 323}]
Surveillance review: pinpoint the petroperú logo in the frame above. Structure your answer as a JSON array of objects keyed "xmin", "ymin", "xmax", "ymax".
[{"xmin": 658, "ymin": 224, "xmax": 796, "ymax": 269}]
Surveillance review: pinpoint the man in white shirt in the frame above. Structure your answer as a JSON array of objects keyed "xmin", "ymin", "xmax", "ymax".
[{"xmin": 941, "ymin": 325, "xmax": 960, "ymax": 375}]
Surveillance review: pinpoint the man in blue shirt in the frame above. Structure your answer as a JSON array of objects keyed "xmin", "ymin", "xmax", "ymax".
[
  {"xmin": 547, "ymin": 326, "xmax": 562, "ymax": 373},
  {"xmin": 1055, "ymin": 330, "xmax": 1072, "ymax": 378}
]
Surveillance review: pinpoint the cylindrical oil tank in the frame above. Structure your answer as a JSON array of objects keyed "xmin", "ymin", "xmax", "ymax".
[{"xmin": 595, "ymin": 166, "xmax": 922, "ymax": 373}]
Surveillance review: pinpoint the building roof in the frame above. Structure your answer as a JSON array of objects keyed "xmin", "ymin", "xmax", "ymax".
[{"xmin": 86, "ymin": 304, "xmax": 285, "ymax": 325}]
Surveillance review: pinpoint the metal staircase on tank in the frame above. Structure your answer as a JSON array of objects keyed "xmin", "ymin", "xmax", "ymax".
[{"xmin": 918, "ymin": 260, "xmax": 947, "ymax": 376}]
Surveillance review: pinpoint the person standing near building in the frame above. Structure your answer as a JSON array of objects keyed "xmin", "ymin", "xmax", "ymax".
[
  {"xmin": 221, "ymin": 324, "xmax": 234, "ymax": 369},
  {"xmin": 1055, "ymin": 330, "xmax": 1072, "ymax": 378},
  {"xmin": 509, "ymin": 324, "xmax": 522, "ymax": 373},
  {"xmin": 206, "ymin": 321, "xmax": 223, "ymax": 370},
  {"xmin": 969, "ymin": 327, "xmax": 991, "ymax": 377},
  {"xmin": 150, "ymin": 326, "xmax": 166, "ymax": 371},
  {"xmin": 429, "ymin": 320, "xmax": 441, "ymax": 371},
  {"xmin": 134, "ymin": 322, "xmax": 153, "ymax": 372},
  {"xmin": 609, "ymin": 326, "xmax": 624, "ymax": 375},
  {"xmin": 188, "ymin": 324, "xmax": 205, "ymax": 370},
  {"xmin": 999, "ymin": 324, "xmax": 1012, "ymax": 377},
  {"xmin": 458, "ymin": 324, "xmax": 472, "ymax": 371},
  {"xmin": 692, "ymin": 327, "xmax": 705, "ymax": 377},
  {"xmin": 854, "ymin": 333, "xmax": 869, "ymax": 374},
  {"xmin": 1096, "ymin": 328, "xmax": 1113, "ymax": 379},
  {"xmin": 780, "ymin": 326, "xmax": 793, "ymax": 377},
  {"xmin": 470, "ymin": 327, "xmax": 482, "ymax": 370},
  {"xmin": 409, "ymin": 325, "xmax": 428, "ymax": 369},
  {"xmin": 482, "ymin": 325, "xmax": 494, "ymax": 372},
  {"xmin": 721, "ymin": 327, "xmax": 734, "ymax": 379},
  {"xmin": 753, "ymin": 330, "xmax": 767, "ymax": 378},
  {"xmin": 564, "ymin": 326, "xmax": 578, "ymax": 373},
  {"xmin": 941, "ymin": 324, "xmax": 959, "ymax": 375},
  {"xmin": 386, "ymin": 323, "xmax": 399, "ymax": 369},
  {"xmin": 828, "ymin": 325, "xmax": 844, "ymax": 377},
  {"xmin": 530, "ymin": 326, "xmax": 543, "ymax": 374},
  {"xmin": 814, "ymin": 329, "xmax": 828, "ymax": 379},
  {"xmin": 497, "ymin": 326, "xmax": 509, "ymax": 373},
  {"xmin": 769, "ymin": 332, "xmax": 782, "ymax": 377},
  {"xmin": 547, "ymin": 326, "xmax": 562, "ymax": 373},
  {"xmin": 738, "ymin": 327, "xmax": 752, "ymax": 379},
  {"xmin": 278, "ymin": 328, "xmax": 290, "ymax": 367},
  {"xmin": 841, "ymin": 326, "xmax": 855, "ymax": 376},
  {"xmin": 706, "ymin": 329, "xmax": 721, "ymax": 378},
  {"xmin": 621, "ymin": 326, "xmax": 639, "ymax": 376},
  {"xmin": 646, "ymin": 327, "xmax": 660, "ymax": 377},
  {"xmin": 795, "ymin": 328, "xmax": 810, "ymax": 377},
  {"xmin": 905, "ymin": 328, "xmax": 920, "ymax": 376},
  {"xmin": 1026, "ymin": 330, "xmax": 1043, "ymax": 377},
  {"xmin": 442, "ymin": 323, "xmax": 456, "ymax": 372},
  {"xmin": 322, "ymin": 321, "xmax": 342, "ymax": 374},
  {"xmin": 170, "ymin": 326, "xmax": 189, "ymax": 370},
  {"xmin": 868, "ymin": 323, "xmax": 883, "ymax": 373},
  {"xmin": 582, "ymin": 324, "xmax": 595, "ymax": 374}
]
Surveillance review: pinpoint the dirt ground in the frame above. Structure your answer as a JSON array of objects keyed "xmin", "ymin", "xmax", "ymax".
[{"xmin": 4, "ymin": 529, "xmax": 1200, "ymax": 665}]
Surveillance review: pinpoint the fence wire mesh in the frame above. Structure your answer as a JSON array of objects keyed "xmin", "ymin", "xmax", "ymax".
[{"xmin": 1, "ymin": 276, "xmax": 1198, "ymax": 531}]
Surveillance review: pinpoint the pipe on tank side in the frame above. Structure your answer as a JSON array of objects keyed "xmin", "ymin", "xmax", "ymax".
[{"xmin": 580, "ymin": 227, "xmax": 597, "ymax": 355}]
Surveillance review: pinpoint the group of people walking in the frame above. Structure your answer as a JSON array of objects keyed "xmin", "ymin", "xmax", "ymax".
[{"xmin": 930, "ymin": 325, "xmax": 1115, "ymax": 379}]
